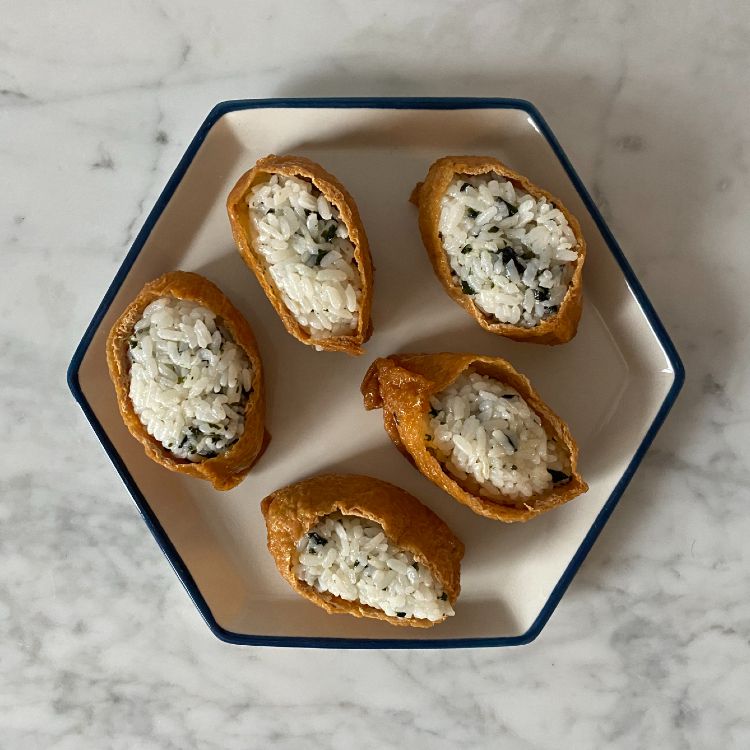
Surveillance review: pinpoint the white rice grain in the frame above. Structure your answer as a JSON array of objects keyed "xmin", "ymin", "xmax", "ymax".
[
  {"xmin": 427, "ymin": 370, "xmax": 570, "ymax": 499},
  {"xmin": 128, "ymin": 297, "xmax": 253, "ymax": 461},
  {"xmin": 248, "ymin": 175, "xmax": 362, "ymax": 340},
  {"xmin": 439, "ymin": 173, "xmax": 578, "ymax": 328},
  {"xmin": 296, "ymin": 513, "xmax": 453, "ymax": 622}
]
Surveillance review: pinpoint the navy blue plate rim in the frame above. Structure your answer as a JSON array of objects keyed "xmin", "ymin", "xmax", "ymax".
[{"xmin": 67, "ymin": 97, "xmax": 685, "ymax": 649}]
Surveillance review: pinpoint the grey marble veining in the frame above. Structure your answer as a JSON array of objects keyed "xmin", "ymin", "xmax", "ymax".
[{"xmin": 1, "ymin": 1, "xmax": 749, "ymax": 748}]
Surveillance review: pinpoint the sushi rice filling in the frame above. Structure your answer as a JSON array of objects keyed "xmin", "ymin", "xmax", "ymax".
[
  {"xmin": 427, "ymin": 370, "xmax": 570, "ymax": 500},
  {"xmin": 128, "ymin": 297, "xmax": 253, "ymax": 461},
  {"xmin": 248, "ymin": 174, "xmax": 362, "ymax": 341},
  {"xmin": 296, "ymin": 512, "xmax": 454, "ymax": 622},
  {"xmin": 439, "ymin": 173, "xmax": 578, "ymax": 327}
]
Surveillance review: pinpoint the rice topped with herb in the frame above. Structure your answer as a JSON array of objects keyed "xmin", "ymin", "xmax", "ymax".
[
  {"xmin": 296, "ymin": 512, "xmax": 454, "ymax": 622},
  {"xmin": 248, "ymin": 174, "xmax": 361, "ymax": 340},
  {"xmin": 128, "ymin": 297, "xmax": 253, "ymax": 461},
  {"xmin": 427, "ymin": 370, "xmax": 571, "ymax": 499},
  {"xmin": 439, "ymin": 173, "xmax": 578, "ymax": 327}
]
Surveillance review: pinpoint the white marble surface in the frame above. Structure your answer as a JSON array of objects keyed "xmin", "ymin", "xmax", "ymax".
[{"xmin": 1, "ymin": 1, "xmax": 749, "ymax": 747}]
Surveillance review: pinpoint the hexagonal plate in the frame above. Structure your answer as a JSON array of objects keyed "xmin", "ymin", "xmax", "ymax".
[{"xmin": 68, "ymin": 98, "xmax": 684, "ymax": 647}]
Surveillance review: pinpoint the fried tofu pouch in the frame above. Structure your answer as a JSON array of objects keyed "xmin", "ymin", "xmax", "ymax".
[
  {"xmin": 410, "ymin": 155, "xmax": 586, "ymax": 345},
  {"xmin": 227, "ymin": 154, "xmax": 374, "ymax": 355},
  {"xmin": 361, "ymin": 353, "xmax": 587, "ymax": 522},
  {"xmin": 106, "ymin": 271, "xmax": 269, "ymax": 490},
  {"xmin": 261, "ymin": 473, "xmax": 464, "ymax": 627}
]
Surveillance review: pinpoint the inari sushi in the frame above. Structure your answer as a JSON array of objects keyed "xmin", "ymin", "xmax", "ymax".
[
  {"xmin": 362, "ymin": 353, "xmax": 587, "ymax": 522},
  {"xmin": 411, "ymin": 156, "xmax": 586, "ymax": 345},
  {"xmin": 106, "ymin": 271, "xmax": 268, "ymax": 490},
  {"xmin": 227, "ymin": 154, "xmax": 374, "ymax": 355},
  {"xmin": 261, "ymin": 474, "xmax": 464, "ymax": 627}
]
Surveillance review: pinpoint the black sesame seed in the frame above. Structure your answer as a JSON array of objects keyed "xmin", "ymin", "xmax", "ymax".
[
  {"xmin": 397, "ymin": 612, "xmax": 406, "ymax": 618},
  {"xmin": 429, "ymin": 407, "xmax": 438, "ymax": 417},
  {"xmin": 438, "ymin": 592, "xmax": 448, "ymax": 601},
  {"xmin": 467, "ymin": 208, "xmax": 479, "ymax": 219},
  {"xmin": 461, "ymin": 280, "xmax": 475, "ymax": 295},
  {"xmin": 548, "ymin": 469, "xmax": 571, "ymax": 484},
  {"xmin": 353, "ymin": 561, "xmax": 360, "ymax": 567},
  {"xmin": 533, "ymin": 287, "xmax": 550, "ymax": 302},
  {"xmin": 501, "ymin": 199, "xmax": 518, "ymax": 216},
  {"xmin": 487, "ymin": 226, "xmax": 500, "ymax": 233},
  {"xmin": 459, "ymin": 182, "xmax": 470, "ymax": 192},
  {"xmin": 501, "ymin": 394, "xmax": 516, "ymax": 399},
  {"xmin": 321, "ymin": 223, "xmax": 337, "ymax": 242},
  {"xmin": 307, "ymin": 531, "xmax": 328, "ymax": 546},
  {"xmin": 461, "ymin": 245, "xmax": 472, "ymax": 254},
  {"xmin": 314, "ymin": 249, "xmax": 329, "ymax": 266},
  {"xmin": 501, "ymin": 246, "xmax": 517, "ymax": 265}
]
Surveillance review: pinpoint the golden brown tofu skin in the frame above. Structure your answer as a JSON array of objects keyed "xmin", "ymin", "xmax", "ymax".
[
  {"xmin": 411, "ymin": 155, "xmax": 586, "ymax": 345},
  {"xmin": 261, "ymin": 473, "xmax": 464, "ymax": 627},
  {"xmin": 362, "ymin": 353, "xmax": 587, "ymax": 522},
  {"xmin": 227, "ymin": 154, "xmax": 374, "ymax": 355},
  {"xmin": 106, "ymin": 271, "xmax": 269, "ymax": 490}
]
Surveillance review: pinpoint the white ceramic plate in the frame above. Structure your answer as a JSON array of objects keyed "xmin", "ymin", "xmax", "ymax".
[{"xmin": 68, "ymin": 98, "xmax": 683, "ymax": 647}]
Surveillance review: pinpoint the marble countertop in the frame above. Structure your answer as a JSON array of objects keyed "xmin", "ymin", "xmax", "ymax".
[{"xmin": 2, "ymin": 2, "xmax": 749, "ymax": 747}]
